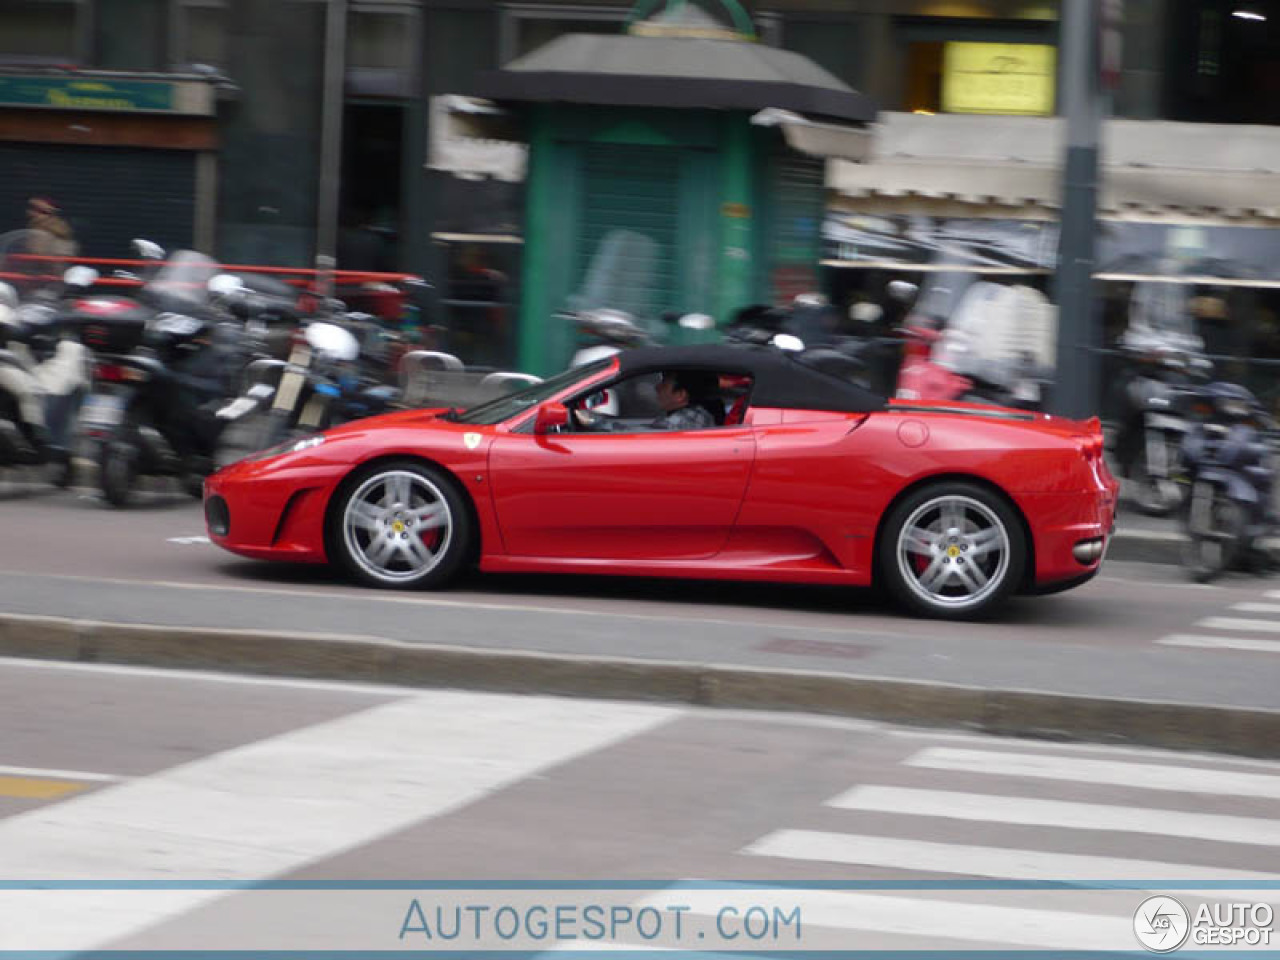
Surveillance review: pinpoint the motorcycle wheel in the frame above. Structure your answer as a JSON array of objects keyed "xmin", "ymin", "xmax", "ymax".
[
  {"xmin": 1127, "ymin": 443, "xmax": 1184, "ymax": 518},
  {"xmin": 99, "ymin": 428, "xmax": 138, "ymax": 508},
  {"xmin": 1184, "ymin": 498, "xmax": 1245, "ymax": 584},
  {"xmin": 48, "ymin": 452, "xmax": 73, "ymax": 489}
]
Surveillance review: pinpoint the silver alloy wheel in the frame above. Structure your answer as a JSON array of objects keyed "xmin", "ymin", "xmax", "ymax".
[
  {"xmin": 342, "ymin": 469, "xmax": 453, "ymax": 584},
  {"xmin": 895, "ymin": 494, "xmax": 1011, "ymax": 610}
]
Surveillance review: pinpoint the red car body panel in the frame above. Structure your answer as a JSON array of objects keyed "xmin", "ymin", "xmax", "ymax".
[{"xmin": 205, "ymin": 351, "xmax": 1118, "ymax": 595}]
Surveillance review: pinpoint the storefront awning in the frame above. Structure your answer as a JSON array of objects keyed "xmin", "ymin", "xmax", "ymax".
[{"xmin": 829, "ymin": 113, "xmax": 1280, "ymax": 221}]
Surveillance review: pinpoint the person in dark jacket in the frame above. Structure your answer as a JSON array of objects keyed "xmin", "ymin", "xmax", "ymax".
[{"xmin": 574, "ymin": 369, "xmax": 723, "ymax": 432}]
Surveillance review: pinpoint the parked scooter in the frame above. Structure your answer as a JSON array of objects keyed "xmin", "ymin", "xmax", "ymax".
[
  {"xmin": 892, "ymin": 275, "xmax": 1056, "ymax": 410},
  {"xmin": 1179, "ymin": 381, "xmax": 1278, "ymax": 583},
  {"xmin": 0, "ymin": 249, "xmax": 96, "ymax": 484},
  {"xmin": 89, "ymin": 252, "xmax": 250, "ymax": 505}
]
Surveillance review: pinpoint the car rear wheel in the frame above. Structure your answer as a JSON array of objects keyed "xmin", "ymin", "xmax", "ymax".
[
  {"xmin": 880, "ymin": 482, "xmax": 1026, "ymax": 619},
  {"xmin": 330, "ymin": 460, "xmax": 471, "ymax": 589}
]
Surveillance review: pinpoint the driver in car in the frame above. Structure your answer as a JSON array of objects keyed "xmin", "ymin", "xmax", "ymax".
[{"xmin": 573, "ymin": 370, "xmax": 723, "ymax": 432}]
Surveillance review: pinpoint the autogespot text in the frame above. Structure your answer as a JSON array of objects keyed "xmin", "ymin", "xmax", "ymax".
[{"xmin": 399, "ymin": 898, "xmax": 802, "ymax": 948}]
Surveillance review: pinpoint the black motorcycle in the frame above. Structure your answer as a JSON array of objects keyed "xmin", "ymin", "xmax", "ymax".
[
  {"xmin": 1180, "ymin": 381, "xmax": 1278, "ymax": 583},
  {"xmin": 90, "ymin": 252, "xmax": 246, "ymax": 506}
]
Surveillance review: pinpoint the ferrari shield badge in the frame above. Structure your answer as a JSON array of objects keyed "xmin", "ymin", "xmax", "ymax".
[{"xmin": 463, "ymin": 432, "xmax": 482, "ymax": 450}]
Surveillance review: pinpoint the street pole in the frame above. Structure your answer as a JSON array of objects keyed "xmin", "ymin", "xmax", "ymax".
[
  {"xmin": 316, "ymin": 0, "xmax": 348, "ymax": 299},
  {"xmin": 1051, "ymin": 0, "xmax": 1105, "ymax": 420}
]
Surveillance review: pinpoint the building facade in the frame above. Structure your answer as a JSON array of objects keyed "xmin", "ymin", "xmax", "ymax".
[{"xmin": 3, "ymin": 0, "xmax": 1279, "ymax": 395}]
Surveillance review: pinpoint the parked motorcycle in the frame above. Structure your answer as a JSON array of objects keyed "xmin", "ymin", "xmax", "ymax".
[
  {"xmin": 88, "ymin": 252, "xmax": 250, "ymax": 506},
  {"xmin": 1111, "ymin": 338, "xmax": 1212, "ymax": 517},
  {"xmin": 224, "ymin": 315, "xmax": 401, "ymax": 452},
  {"xmin": 1179, "ymin": 381, "xmax": 1278, "ymax": 583}
]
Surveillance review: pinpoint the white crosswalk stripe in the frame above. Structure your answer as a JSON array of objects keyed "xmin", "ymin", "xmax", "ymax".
[
  {"xmin": 1159, "ymin": 633, "xmax": 1280, "ymax": 653},
  {"xmin": 743, "ymin": 829, "xmax": 1274, "ymax": 882},
  {"xmin": 1198, "ymin": 616, "xmax": 1280, "ymax": 634},
  {"xmin": 904, "ymin": 747, "xmax": 1280, "ymax": 797},
  {"xmin": 826, "ymin": 784, "xmax": 1280, "ymax": 846}
]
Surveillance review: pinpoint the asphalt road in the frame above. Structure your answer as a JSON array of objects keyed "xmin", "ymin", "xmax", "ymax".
[
  {"xmin": 2, "ymin": 480, "xmax": 1280, "ymax": 711},
  {"xmin": 1, "ymin": 659, "xmax": 1278, "ymax": 953}
]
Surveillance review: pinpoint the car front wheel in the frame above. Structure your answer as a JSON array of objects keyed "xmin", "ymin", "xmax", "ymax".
[
  {"xmin": 329, "ymin": 460, "xmax": 472, "ymax": 589},
  {"xmin": 880, "ymin": 482, "xmax": 1026, "ymax": 619}
]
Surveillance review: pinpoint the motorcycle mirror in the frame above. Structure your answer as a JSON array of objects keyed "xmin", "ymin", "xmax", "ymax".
[
  {"xmin": 533, "ymin": 402, "xmax": 569, "ymax": 435},
  {"xmin": 208, "ymin": 273, "xmax": 244, "ymax": 298},
  {"xmin": 887, "ymin": 280, "xmax": 919, "ymax": 302},
  {"xmin": 63, "ymin": 266, "xmax": 99, "ymax": 288},
  {"xmin": 771, "ymin": 333, "xmax": 806, "ymax": 352},
  {"xmin": 131, "ymin": 238, "xmax": 166, "ymax": 261},
  {"xmin": 677, "ymin": 313, "xmax": 715, "ymax": 331}
]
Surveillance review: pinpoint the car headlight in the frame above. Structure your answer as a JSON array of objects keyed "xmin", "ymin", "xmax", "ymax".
[{"xmin": 247, "ymin": 433, "xmax": 326, "ymax": 462}]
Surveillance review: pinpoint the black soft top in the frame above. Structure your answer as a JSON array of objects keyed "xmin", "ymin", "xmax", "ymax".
[{"xmin": 617, "ymin": 344, "xmax": 887, "ymax": 413}]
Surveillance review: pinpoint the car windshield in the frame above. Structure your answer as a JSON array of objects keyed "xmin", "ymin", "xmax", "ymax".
[{"xmin": 450, "ymin": 358, "xmax": 611, "ymax": 425}]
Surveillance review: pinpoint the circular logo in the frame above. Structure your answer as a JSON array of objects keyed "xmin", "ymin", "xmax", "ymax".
[{"xmin": 1134, "ymin": 896, "xmax": 1190, "ymax": 952}]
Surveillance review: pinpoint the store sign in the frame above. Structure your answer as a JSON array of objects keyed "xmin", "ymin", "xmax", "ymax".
[
  {"xmin": 941, "ymin": 42, "xmax": 1057, "ymax": 116},
  {"xmin": 0, "ymin": 76, "xmax": 176, "ymax": 112}
]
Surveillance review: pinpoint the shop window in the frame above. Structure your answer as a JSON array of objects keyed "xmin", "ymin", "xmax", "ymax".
[
  {"xmin": 348, "ymin": 4, "xmax": 417, "ymax": 97},
  {"xmin": 500, "ymin": 5, "xmax": 630, "ymax": 64},
  {"xmin": 350, "ymin": 7, "xmax": 414, "ymax": 71},
  {"xmin": 171, "ymin": 0, "xmax": 227, "ymax": 69},
  {"xmin": 780, "ymin": 17, "xmax": 863, "ymax": 89},
  {"xmin": 0, "ymin": 0, "xmax": 85, "ymax": 63}
]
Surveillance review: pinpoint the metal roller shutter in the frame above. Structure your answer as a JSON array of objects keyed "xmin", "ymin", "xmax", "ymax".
[
  {"xmin": 0, "ymin": 143, "xmax": 196, "ymax": 258},
  {"xmin": 770, "ymin": 151, "xmax": 825, "ymax": 302},
  {"xmin": 574, "ymin": 142, "xmax": 681, "ymax": 325}
]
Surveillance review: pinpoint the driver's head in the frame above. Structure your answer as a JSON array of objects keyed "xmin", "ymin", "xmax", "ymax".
[{"xmin": 656, "ymin": 370, "xmax": 717, "ymax": 412}]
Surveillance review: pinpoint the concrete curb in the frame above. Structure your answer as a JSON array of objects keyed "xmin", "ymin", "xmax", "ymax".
[
  {"xmin": 1107, "ymin": 527, "xmax": 1185, "ymax": 565},
  {"xmin": 3, "ymin": 613, "xmax": 1278, "ymax": 760}
]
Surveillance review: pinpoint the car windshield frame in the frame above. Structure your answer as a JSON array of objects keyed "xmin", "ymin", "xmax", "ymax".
[{"xmin": 450, "ymin": 358, "xmax": 613, "ymax": 426}]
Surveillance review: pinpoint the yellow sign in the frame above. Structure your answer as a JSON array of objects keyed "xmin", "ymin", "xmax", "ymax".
[{"xmin": 941, "ymin": 42, "xmax": 1056, "ymax": 116}]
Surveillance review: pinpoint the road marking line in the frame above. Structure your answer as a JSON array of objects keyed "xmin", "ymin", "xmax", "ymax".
[
  {"xmin": 0, "ymin": 764, "xmax": 120, "ymax": 783},
  {"xmin": 742, "ymin": 829, "xmax": 1274, "ymax": 882},
  {"xmin": 827, "ymin": 785, "xmax": 1280, "ymax": 846},
  {"xmin": 1198, "ymin": 616, "xmax": 1280, "ymax": 633},
  {"xmin": 0, "ymin": 690, "xmax": 677, "ymax": 951},
  {"xmin": 634, "ymin": 886, "xmax": 1130, "ymax": 951},
  {"xmin": 0, "ymin": 776, "xmax": 90, "ymax": 800},
  {"xmin": 1159, "ymin": 633, "xmax": 1280, "ymax": 653},
  {"xmin": 905, "ymin": 747, "xmax": 1280, "ymax": 798}
]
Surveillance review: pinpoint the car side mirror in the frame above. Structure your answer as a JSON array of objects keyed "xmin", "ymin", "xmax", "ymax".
[{"xmin": 534, "ymin": 402, "xmax": 569, "ymax": 434}]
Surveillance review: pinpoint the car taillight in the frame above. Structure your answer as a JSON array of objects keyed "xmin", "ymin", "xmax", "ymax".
[{"xmin": 95, "ymin": 363, "xmax": 126, "ymax": 382}]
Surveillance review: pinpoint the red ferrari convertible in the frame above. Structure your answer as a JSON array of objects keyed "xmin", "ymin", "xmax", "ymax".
[{"xmin": 204, "ymin": 345, "xmax": 1117, "ymax": 619}]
